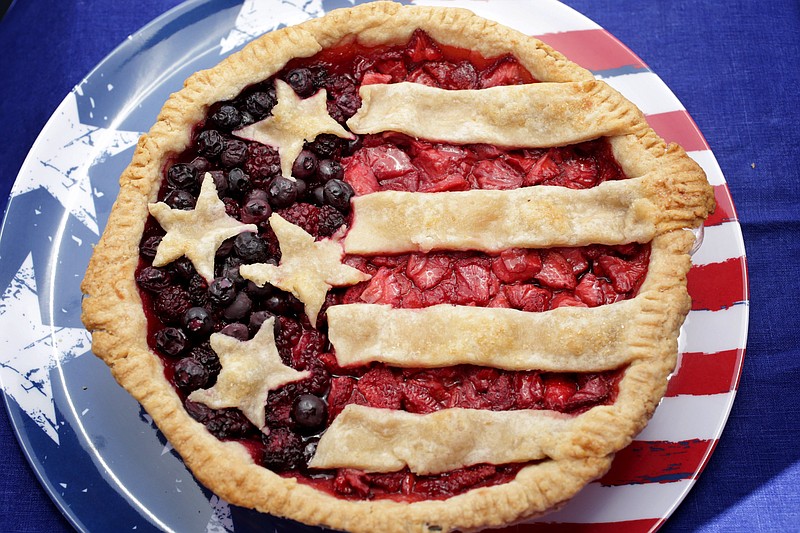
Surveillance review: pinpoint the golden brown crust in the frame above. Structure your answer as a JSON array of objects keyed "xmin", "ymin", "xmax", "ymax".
[{"xmin": 81, "ymin": 2, "xmax": 715, "ymax": 532}]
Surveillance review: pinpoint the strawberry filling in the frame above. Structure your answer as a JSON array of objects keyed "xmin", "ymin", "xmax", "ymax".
[{"xmin": 134, "ymin": 30, "xmax": 646, "ymax": 501}]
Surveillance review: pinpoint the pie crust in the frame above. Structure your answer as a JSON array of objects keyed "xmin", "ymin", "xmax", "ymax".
[{"xmin": 80, "ymin": 2, "xmax": 715, "ymax": 532}]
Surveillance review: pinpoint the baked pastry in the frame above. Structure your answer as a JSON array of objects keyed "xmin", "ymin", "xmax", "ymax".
[{"xmin": 80, "ymin": 2, "xmax": 715, "ymax": 532}]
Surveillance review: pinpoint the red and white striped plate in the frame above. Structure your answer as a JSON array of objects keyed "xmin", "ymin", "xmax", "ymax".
[{"xmin": 417, "ymin": 1, "xmax": 747, "ymax": 530}]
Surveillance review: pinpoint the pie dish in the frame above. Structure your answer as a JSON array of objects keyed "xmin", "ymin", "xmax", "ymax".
[{"xmin": 80, "ymin": 2, "xmax": 715, "ymax": 532}]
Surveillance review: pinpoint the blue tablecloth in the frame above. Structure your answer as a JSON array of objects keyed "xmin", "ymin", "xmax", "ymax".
[{"xmin": 1, "ymin": 1, "xmax": 797, "ymax": 531}]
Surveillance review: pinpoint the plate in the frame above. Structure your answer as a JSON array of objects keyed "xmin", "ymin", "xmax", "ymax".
[{"xmin": 0, "ymin": 1, "xmax": 748, "ymax": 531}]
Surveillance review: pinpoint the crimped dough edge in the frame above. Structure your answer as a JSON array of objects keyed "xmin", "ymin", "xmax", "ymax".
[{"xmin": 80, "ymin": 2, "xmax": 714, "ymax": 532}]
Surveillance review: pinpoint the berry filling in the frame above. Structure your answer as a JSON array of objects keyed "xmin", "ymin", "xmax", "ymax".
[{"xmin": 135, "ymin": 30, "xmax": 645, "ymax": 501}]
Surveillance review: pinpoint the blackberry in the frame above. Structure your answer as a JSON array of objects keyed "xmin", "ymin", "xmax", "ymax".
[
  {"xmin": 220, "ymin": 138, "xmax": 249, "ymax": 168},
  {"xmin": 196, "ymin": 129, "xmax": 224, "ymax": 158},
  {"xmin": 318, "ymin": 205, "xmax": 345, "ymax": 236},
  {"xmin": 309, "ymin": 133, "xmax": 343, "ymax": 158},
  {"xmin": 154, "ymin": 285, "xmax": 192, "ymax": 325},
  {"xmin": 245, "ymin": 143, "xmax": 280, "ymax": 181},
  {"xmin": 187, "ymin": 274, "xmax": 209, "ymax": 306},
  {"xmin": 278, "ymin": 203, "xmax": 320, "ymax": 236},
  {"xmin": 206, "ymin": 409, "xmax": 254, "ymax": 440},
  {"xmin": 262, "ymin": 427, "xmax": 304, "ymax": 471},
  {"xmin": 190, "ymin": 342, "xmax": 222, "ymax": 377}
]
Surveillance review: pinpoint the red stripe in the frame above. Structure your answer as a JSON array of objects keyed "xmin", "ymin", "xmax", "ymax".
[
  {"xmin": 688, "ymin": 258, "xmax": 747, "ymax": 311},
  {"xmin": 599, "ymin": 439, "xmax": 712, "ymax": 486},
  {"xmin": 535, "ymin": 29, "xmax": 646, "ymax": 72},
  {"xmin": 497, "ymin": 518, "xmax": 660, "ymax": 532},
  {"xmin": 666, "ymin": 349, "xmax": 743, "ymax": 396},
  {"xmin": 705, "ymin": 185, "xmax": 739, "ymax": 226},
  {"xmin": 645, "ymin": 110, "xmax": 709, "ymax": 152}
]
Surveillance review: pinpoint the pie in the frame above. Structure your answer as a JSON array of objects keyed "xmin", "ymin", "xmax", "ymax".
[{"xmin": 80, "ymin": 2, "xmax": 715, "ymax": 532}]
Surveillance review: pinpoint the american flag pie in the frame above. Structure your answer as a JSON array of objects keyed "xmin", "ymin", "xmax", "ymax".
[{"xmin": 80, "ymin": 2, "xmax": 725, "ymax": 532}]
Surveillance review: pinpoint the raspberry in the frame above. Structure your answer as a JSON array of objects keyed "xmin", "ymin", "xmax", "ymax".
[
  {"xmin": 244, "ymin": 143, "xmax": 280, "ymax": 181},
  {"xmin": 415, "ymin": 465, "xmax": 497, "ymax": 497},
  {"xmin": 333, "ymin": 469, "xmax": 371, "ymax": 497},
  {"xmin": 154, "ymin": 285, "xmax": 192, "ymax": 324},
  {"xmin": 275, "ymin": 317, "xmax": 302, "ymax": 364},
  {"xmin": 357, "ymin": 366, "xmax": 403, "ymax": 409}
]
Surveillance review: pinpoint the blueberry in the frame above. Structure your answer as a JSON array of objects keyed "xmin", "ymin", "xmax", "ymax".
[
  {"xmin": 139, "ymin": 235, "xmax": 162, "ymax": 261},
  {"xmin": 227, "ymin": 168, "xmax": 251, "ymax": 197},
  {"xmin": 244, "ymin": 90, "xmax": 276, "ymax": 120},
  {"xmin": 209, "ymin": 170, "xmax": 228, "ymax": 196},
  {"xmin": 292, "ymin": 394, "xmax": 327, "ymax": 431},
  {"xmin": 173, "ymin": 357, "xmax": 209, "ymax": 391},
  {"xmin": 240, "ymin": 198, "xmax": 272, "ymax": 225},
  {"xmin": 248, "ymin": 309, "xmax": 276, "ymax": 335},
  {"xmin": 220, "ymin": 322, "xmax": 249, "ymax": 341},
  {"xmin": 267, "ymin": 176, "xmax": 298, "ymax": 208},
  {"xmin": 211, "ymin": 104, "xmax": 242, "ymax": 130},
  {"xmin": 222, "ymin": 291, "xmax": 252, "ymax": 321},
  {"xmin": 309, "ymin": 185, "xmax": 325, "ymax": 206},
  {"xmin": 234, "ymin": 232, "xmax": 268, "ymax": 263},
  {"xmin": 323, "ymin": 179, "xmax": 354, "ymax": 212},
  {"xmin": 245, "ymin": 280, "xmax": 274, "ymax": 299},
  {"xmin": 165, "ymin": 189, "xmax": 196, "ymax": 210},
  {"xmin": 154, "ymin": 327, "xmax": 188, "ymax": 358},
  {"xmin": 196, "ymin": 129, "xmax": 224, "ymax": 158},
  {"xmin": 220, "ymin": 138, "xmax": 248, "ymax": 168},
  {"xmin": 291, "ymin": 150, "xmax": 318, "ymax": 180},
  {"xmin": 317, "ymin": 159, "xmax": 343, "ymax": 182},
  {"xmin": 170, "ymin": 257, "xmax": 196, "ymax": 280},
  {"xmin": 136, "ymin": 266, "xmax": 171, "ymax": 292},
  {"xmin": 310, "ymin": 134, "xmax": 342, "ymax": 158},
  {"xmin": 183, "ymin": 307, "xmax": 213, "ymax": 339},
  {"xmin": 167, "ymin": 163, "xmax": 198, "ymax": 190},
  {"xmin": 284, "ymin": 68, "xmax": 314, "ymax": 97},
  {"xmin": 219, "ymin": 256, "xmax": 245, "ymax": 286},
  {"xmin": 208, "ymin": 277, "xmax": 236, "ymax": 306}
]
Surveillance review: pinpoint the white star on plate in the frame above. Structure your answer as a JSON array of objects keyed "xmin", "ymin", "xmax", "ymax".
[
  {"xmin": 240, "ymin": 214, "xmax": 371, "ymax": 326},
  {"xmin": 148, "ymin": 173, "xmax": 256, "ymax": 281},
  {"xmin": 0, "ymin": 254, "xmax": 92, "ymax": 444},
  {"xmin": 11, "ymin": 92, "xmax": 141, "ymax": 235},
  {"xmin": 234, "ymin": 79, "xmax": 354, "ymax": 179},
  {"xmin": 219, "ymin": 0, "xmax": 325, "ymax": 54},
  {"xmin": 188, "ymin": 317, "xmax": 309, "ymax": 431}
]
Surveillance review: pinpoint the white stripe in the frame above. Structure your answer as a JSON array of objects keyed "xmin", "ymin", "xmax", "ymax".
[
  {"xmin": 636, "ymin": 392, "xmax": 736, "ymax": 442},
  {"xmin": 531, "ymin": 479, "xmax": 695, "ymax": 523},
  {"xmin": 688, "ymin": 150, "xmax": 727, "ymax": 186},
  {"xmin": 602, "ymin": 72, "xmax": 684, "ymax": 116},
  {"xmin": 413, "ymin": 0, "xmax": 600, "ymax": 35},
  {"xmin": 691, "ymin": 221, "xmax": 747, "ymax": 266},
  {"xmin": 681, "ymin": 305, "xmax": 749, "ymax": 354}
]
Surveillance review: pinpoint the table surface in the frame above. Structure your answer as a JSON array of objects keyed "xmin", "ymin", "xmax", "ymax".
[{"xmin": 1, "ymin": 1, "xmax": 798, "ymax": 532}]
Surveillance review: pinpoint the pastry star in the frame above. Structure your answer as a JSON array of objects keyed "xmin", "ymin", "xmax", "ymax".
[
  {"xmin": 149, "ymin": 173, "xmax": 256, "ymax": 281},
  {"xmin": 240, "ymin": 213, "xmax": 371, "ymax": 326},
  {"xmin": 188, "ymin": 317, "xmax": 309, "ymax": 432},
  {"xmin": 234, "ymin": 79, "xmax": 354, "ymax": 179}
]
